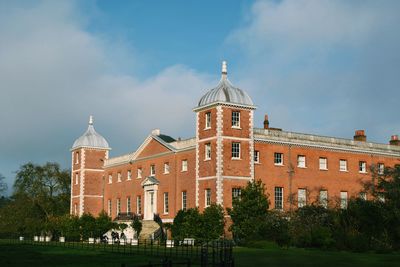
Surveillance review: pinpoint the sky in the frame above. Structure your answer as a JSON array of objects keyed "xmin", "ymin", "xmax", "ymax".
[{"xmin": 1, "ymin": 0, "xmax": 399, "ymax": 194}]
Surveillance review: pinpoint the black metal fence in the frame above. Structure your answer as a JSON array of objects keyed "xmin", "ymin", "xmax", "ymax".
[{"xmin": 2, "ymin": 237, "xmax": 234, "ymax": 267}]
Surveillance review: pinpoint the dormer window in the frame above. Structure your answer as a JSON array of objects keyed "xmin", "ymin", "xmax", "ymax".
[
  {"xmin": 232, "ymin": 111, "xmax": 240, "ymax": 128},
  {"xmin": 205, "ymin": 112, "xmax": 211, "ymax": 129}
]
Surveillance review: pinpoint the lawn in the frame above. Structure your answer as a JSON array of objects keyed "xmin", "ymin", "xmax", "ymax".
[{"xmin": 1, "ymin": 241, "xmax": 400, "ymax": 267}]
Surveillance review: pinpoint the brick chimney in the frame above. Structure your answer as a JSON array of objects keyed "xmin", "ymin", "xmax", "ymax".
[
  {"xmin": 390, "ymin": 135, "xmax": 400, "ymax": 146},
  {"xmin": 263, "ymin": 114, "xmax": 270, "ymax": 129},
  {"xmin": 354, "ymin": 130, "xmax": 367, "ymax": 142}
]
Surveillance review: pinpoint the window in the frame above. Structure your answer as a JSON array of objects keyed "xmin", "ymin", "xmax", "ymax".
[
  {"xmin": 136, "ymin": 196, "xmax": 142, "ymax": 214},
  {"xmin": 339, "ymin": 160, "xmax": 348, "ymax": 172},
  {"xmin": 319, "ymin": 190, "xmax": 328, "ymax": 208},
  {"xmin": 231, "ymin": 111, "xmax": 240, "ymax": 128},
  {"xmin": 274, "ymin": 153, "xmax": 283, "ymax": 165},
  {"xmin": 378, "ymin": 163, "xmax": 385, "ymax": 175},
  {"xmin": 232, "ymin": 188, "xmax": 241, "ymax": 202},
  {"xmin": 205, "ymin": 143, "xmax": 211, "ymax": 160},
  {"xmin": 319, "ymin": 157, "xmax": 328, "ymax": 170},
  {"xmin": 75, "ymin": 152, "xmax": 79, "ymax": 164},
  {"xmin": 108, "ymin": 199, "xmax": 112, "ymax": 216},
  {"xmin": 164, "ymin": 192, "xmax": 169, "ymax": 214},
  {"xmin": 127, "ymin": 170, "xmax": 132, "ymax": 181},
  {"xmin": 108, "ymin": 174, "xmax": 112, "ymax": 184},
  {"xmin": 359, "ymin": 192, "xmax": 367, "ymax": 200},
  {"xmin": 117, "ymin": 172, "xmax": 122, "ymax": 182},
  {"xmin": 182, "ymin": 191, "xmax": 187, "ymax": 211},
  {"xmin": 74, "ymin": 204, "xmax": 77, "ymax": 215},
  {"xmin": 137, "ymin": 168, "xmax": 142, "ymax": 178},
  {"xmin": 150, "ymin": 165, "xmax": 155, "ymax": 176},
  {"xmin": 274, "ymin": 187, "xmax": 283, "ymax": 210},
  {"xmin": 181, "ymin": 160, "xmax": 188, "ymax": 172},
  {"xmin": 164, "ymin": 163, "xmax": 170, "ymax": 174},
  {"xmin": 75, "ymin": 173, "xmax": 79, "ymax": 185},
  {"xmin": 340, "ymin": 191, "xmax": 348, "ymax": 209},
  {"xmin": 205, "ymin": 188, "xmax": 211, "ymax": 207},
  {"xmin": 205, "ymin": 112, "xmax": 211, "ymax": 129},
  {"xmin": 297, "ymin": 155, "xmax": 306, "ymax": 168},
  {"xmin": 254, "ymin": 151, "xmax": 260, "ymax": 163},
  {"xmin": 298, "ymin": 189, "xmax": 307, "ymax": 208},
  {"xmin": 117, "ymin": 198, "xmax": 121, "ymax": 215},
  {"xmin": 232, "ymin": 142, "xmax": 240, "ymax": 159},
  {"xmin": 127, "ymin": 197, "xmax": 131, "ymax": 213},
  {"xmin": 359, "ymin": 161, "xmax": 367, "ymax": 173}
]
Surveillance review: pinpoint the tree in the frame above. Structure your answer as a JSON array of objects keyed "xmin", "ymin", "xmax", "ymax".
[
  {"xmin": 79, "ymin": 213, "xmax": 96, "ymax": 239},
  {"xmin": 227, "ymin": 180, "xmax": 269, "ymax": 242},
  {"xmin": 95, "ymin": 211, "xmax": 113, "ymax": 238},
  {"xmin": 132, "ymin": 215, "xmax": 142, "ymax": 239},
  {"xmin": 0, "ymin": 173, "xmax": 7, "ymax": 196},
  {"xmin": 202, "ymin": 204, "xmax": 225, "ymax": 240},
  {"xmin": 171, "ymin": 208, "xmax": 202, "ymax": 240}
]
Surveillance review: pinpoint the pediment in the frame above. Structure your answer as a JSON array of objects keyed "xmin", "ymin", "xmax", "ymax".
[{"xmin": 141, "ymin": 176, "xmax": 160, "ymax": 187}]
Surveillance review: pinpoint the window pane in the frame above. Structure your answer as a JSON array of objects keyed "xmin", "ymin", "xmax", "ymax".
[
  {"xmin": 232, "ymin": 111, "xmax": 240, "ymax": 127},
  {"xmin": 298, "ymin": 189, "xmax": 306, "ymax": 207},
  {"xmin": 274, "ymin": 153, "xmax": 283, "ymax": 165},
  {"xmin": 274, "ymin": 187, "xmax": 283, "ymax": 210}
]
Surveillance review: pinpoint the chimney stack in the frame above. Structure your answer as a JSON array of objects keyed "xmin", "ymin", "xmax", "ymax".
[
  {"xmin": 263, "ymin": 114, "xmax": 270, "ymax": 129},
  {"xmin": 390, "ymin": 135, "xmax": 400, "ymax": 146},
  {"xmin": 354, "ymin": 130, "xmax": 367, "ymax": 142}
]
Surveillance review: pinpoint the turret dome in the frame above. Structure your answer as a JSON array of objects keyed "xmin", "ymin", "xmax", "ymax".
[
  {"xmin": 197, "ymin": 61, "xmax": 254, "ymax": 108},
  {"xmin": 72, "ymin": 116, "xmax": 110, "ymax": 150}
]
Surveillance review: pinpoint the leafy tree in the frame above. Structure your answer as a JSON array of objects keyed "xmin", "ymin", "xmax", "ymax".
[
  {"xmin": 171, "ymin": 208, "xmax": 202, "ymax": 240},
  {"xmin": 132, "ymin": 215, "xmax": 142, "ymax": 239},
  {"xmin": 0, "ymin": 173, "xmax": 7, "ymax": 196},
  {"xmin": 202, "ymin": 204, "xmax": 225, "ymax": 240},
  {"xmin": 259, "ymin": 211, "xmax": 290, "ymax": 247},
  {"xmin": 79, "ymin": 213, "xmax": 96, "ymax": 239},
  {"xmin": 227, "ymin": 180, "xmax": 269, "ymax": 241},
  {"xmin": 95, "ymin": 211, "xmax": 113, "ymax": 238}
]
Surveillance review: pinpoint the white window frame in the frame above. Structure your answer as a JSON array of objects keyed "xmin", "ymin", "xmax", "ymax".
[
  {"xmin": 205, "ymin": 143, "xmax": 211, "ymax": 160},
  {"xmin": 232, "ymin": 142, "xmax": 241, "ymax": 159},
  {"xmin": 205, "ymin": 112, "xmax": 211, "ymax": 129},
  {"xmin": 232, "ymin": 188, "xmax": 241, "ymax": 202},
  {"xmin": 297, "ymin": 155, "xmax": 306, "ymax": 168},
  {"xmin": 127, "ymin": 170, "xmax": 132, "ymax": 181},
  {"xmin": 205, "ymin": 188, "xmax": 211, "ymax": 207},
  {"xmin": 74, "ymin": 203, "xmax": 77, "ymax": 215},
  {"xmin": 298, "ymin": 189, "xmax": 307, "ymax": 208},
  {"xmin": 274, "ymin": 187, "xmax": 283, "ymax": 210},
  {"xmin": 117, "ymin": 172, "xmax": 122, "ymax": 182},
  {"xmin": 378, "ymin": 163, "xmax": 385, "ymax": 175},
  {"xmin": 107, "ymin": 199, "xmax": 112, "ymax": 216},
  {"xmin": 339, "ymin": 159, "xmax": 348, "ymax": 172},
  {"xmin": 127, "ymin": 197, "xmax": 131, "ymax": 213},
  {"xmin": 75, "ymin": 173, "xmax": 79, "ymax": 185},
  {"xmin": 164, "ymin": 162, "xmax": 170, "ymax": 174},
  {"xmin": 231, "ymin": 111, "xmax": 240, "ymax": 128},
  {"xmin": 340, "ymin": 191, "xmax": 348, "ymax": 209},
  {"xmin": 136, "ymin": 196, "xmax": 142, "ymax": 214},
  {"xmin": 75, "ymin": 152, "xmax": 79, "ymax": 164},
  {"xmin": 108, "ymin": 174, "xmax": 112, "ymax": 184},
  {"xmin": 137, "ymin": 168, "xmax": 142, "ymax": 179},
  {"xmin": 181, "ymin": 160, "xmax": 188, "ymax": 172},
  {"xmin": 117, "ymin": 198, "xmax": 121, "ymax": 215},
  {"xmin": 182, "ymin": 191, "xmax": 187, "ymax": 211},
  {"xmin": 359, "ymin": 192, "xmax": 367, "ymax": 200},
  {"xmin": 319, "ymin": 157, "xmax": 328, "ymax": 170},
  {"xmin": 319, "ymin": 190, "xmax": 328, "ymax": 208},
  {"xmin": 163, "ymin": 192, "xmax": 169, "ymax": 214},
  {"xmin": 150, "ymin": 165, "xmax": 156, "ymax": 176},
  {"xmin": 359, "ymin": 161, "xmax": 367, "ymax": 173},
  {"xmin": 274, "ymin": 153, "xmax": 283, "ymax": 165},
  {"xmin": 254, "ymin": 150, "xmax": 260, "ymax": 163}
]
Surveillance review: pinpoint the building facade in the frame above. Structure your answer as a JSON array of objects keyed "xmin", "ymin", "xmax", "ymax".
[{"xmin": 70, "ymin": 62, "xmax": 400, "ymax": 221}]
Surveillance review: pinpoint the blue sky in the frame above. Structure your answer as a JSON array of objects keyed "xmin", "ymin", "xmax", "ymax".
[{"xmin": 0, "ymin": 0, "xmax": 399, "ymax": 194}]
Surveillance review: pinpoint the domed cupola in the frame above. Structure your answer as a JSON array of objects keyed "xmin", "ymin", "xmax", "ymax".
[
  {"xmin": 197, "ymin": 61, "xmax": 254, "ymax": 109},
  {"xmin": 72, "ymin": 116, "xmax": 110, "ymax": 150}
]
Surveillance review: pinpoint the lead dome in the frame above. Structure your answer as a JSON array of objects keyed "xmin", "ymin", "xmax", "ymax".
[
  {"xmin": 72, "ymin": 116, "xmax": 110, "ymax": 150},
  {"xmin": 197, "ymin": 61, "xmax": 254, "ymax": 108}
]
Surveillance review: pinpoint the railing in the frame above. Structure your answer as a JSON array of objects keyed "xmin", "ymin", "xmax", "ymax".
[{"xmin": 2, "ymin": 236, "xmax": 234, "ymax": 267}]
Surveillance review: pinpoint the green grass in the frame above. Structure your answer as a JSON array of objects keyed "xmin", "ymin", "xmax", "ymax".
[
  {"xmin": 1, "ymin": 241, "xmax": 400, "ymax": 267},
  {"xmin": 234, "ymin": 241, "xmax": 400, "ymax": 267}
]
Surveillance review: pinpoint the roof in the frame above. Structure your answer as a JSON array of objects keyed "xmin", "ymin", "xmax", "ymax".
[
  {"xmin": 72, "ymin": 116, "xmax": 110, "ymax": 150},
  {"xmin": 196, "ymin": 61, "xmax": 254, "ymax": 109}
]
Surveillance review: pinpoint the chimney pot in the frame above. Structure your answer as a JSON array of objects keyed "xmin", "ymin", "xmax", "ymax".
[{"xmin": 263, "ymin": 114, "xmax": 270, "ymax": 129}]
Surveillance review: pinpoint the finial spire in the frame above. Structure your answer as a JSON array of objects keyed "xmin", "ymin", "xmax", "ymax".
[
  {"xmin": 221, "ymin": 60, "xmax": 227, "ymax": 79},
  {"xmin": 89, "ymin": 115, "xmax": 94, "ymax": 125}
]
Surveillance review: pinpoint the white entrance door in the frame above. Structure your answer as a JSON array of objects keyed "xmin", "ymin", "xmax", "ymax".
[{"xmin": 144, "ymin": 190, "xmax": 157, "ymax": 220}]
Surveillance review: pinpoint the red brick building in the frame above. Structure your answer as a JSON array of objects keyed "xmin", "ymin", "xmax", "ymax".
[{"xmin": 70, "ymin": 62, "xmax": 400, "ymax": 222}]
